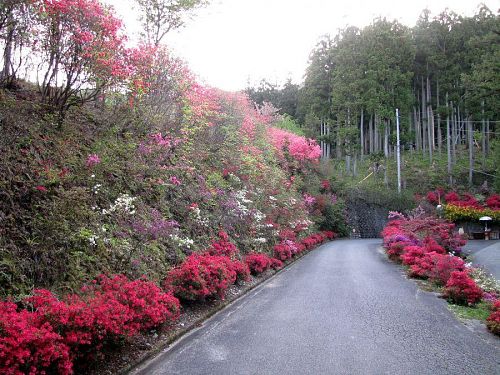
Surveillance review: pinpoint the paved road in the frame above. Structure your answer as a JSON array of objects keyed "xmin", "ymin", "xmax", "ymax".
[
  {"xmin": 463, "ymin": 240, "xmax": 500, "ymax": 281},
  {"xmin": 132, "ymin": 239, "xmax": 500, "ymax": 375}
]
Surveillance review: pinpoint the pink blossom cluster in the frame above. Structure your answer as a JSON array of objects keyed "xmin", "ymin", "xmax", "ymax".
[
  {"xmin": 267, "ymin": 127, "xmax": 321, "ymax": 161},
  {"xmin": 85, "ymin": 154, "xmax": 101, "ymax": 168}
]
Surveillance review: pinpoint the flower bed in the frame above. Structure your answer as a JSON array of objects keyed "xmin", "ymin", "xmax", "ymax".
[
  {"xmin": 381, "ymin": 213, "xmax": 500, "ymax": 337},
  {"xmin": 424, "ymin": 190, "xmax": 500, "ymax": 222},
  {"xmin": 0, "ymin": 276, "xmax": 180, "ymax": 375},
  {"xmin": 0, "ymin": 229, "xmax": 336, "ymax": 373}
]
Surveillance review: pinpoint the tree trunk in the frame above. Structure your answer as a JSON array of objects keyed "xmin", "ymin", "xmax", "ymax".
[
  {"xmin": 360, "ymin": 108, "xmax": 364, "ymax": 158},
  {"xmin": 436, "ymin": 81, "xmax": 442, "ymax": 154},
  {"xmin": 481, "ymin": 101, "xmax": 486, "ymax": 168},
  {"xmin": 1, "ymin": 13, "xmax": 15, "ymax": 84},
  {"xmin": 336, "ymin": 119, "xmax": 342, "ymax": 159},
  {"xmin": 326, "ymin": 123, "xmax": 331, "ymax": 159},
  {"xmin": 486, "ymin": 118, "xmax": 490, "ymax": 157},
  {"xmin": 383, "ymin": 120, "xmax": 389, "ymax": 158},
  {"xmin": 468, "ymin": 117, "xmax": 473, "ymax": 186},
  {"xmin": 369, "ymin": 114, "xmax": 373, "ymax": 154},
  {"xmin": 446, "ymin": 93, "xmax": 453, "ymax": 186},
  {"xmin": 451, "ymin": 103, "xmax": 457, "ymax": 163},
  {"xmin": 426, "ymin": 76, "xmax": 433, "ymax": 162}
]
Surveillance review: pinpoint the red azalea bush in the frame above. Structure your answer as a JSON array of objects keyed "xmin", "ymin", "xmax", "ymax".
[
  {"xmin": 387, "ymin": 240, "xmax": 412, "ymax": 261},
  {"xmin": 486, "ymin": 194, "xmax": 500, "ymax": 210},
  {"xmin": 227, "ymin": 259, "xmax": 250, "ymax": 283},
  {"xmin": 426, "ymin": 253, "xmax": 465, "ymax": 285},
  {"xmin": 425, "ymin": 190, "xmax": 500, "ymax": 211},
  {"xmin": 205, "ymin": 231, "xmax": 238, "ymax": 258},
  {"xmin": 410, "ymin": 252, "xmax": 465, "ymax": 284},
  {"xmin": 84, "ymin": 275, "xmax": 180, "ymax": 333},
  {"xmin": 443, "ymin": 271, "xmax": 483, "ymax": 305},
  {"xmin": 0, "ymin": 274, "xmax": 179, "ymax": 375},
  {"xmin": 322, "ymin": 231, "xmax": 336, "ymax": 240},
  {"xmin": 301, "ymin": 232, "xmax": 327, "ymax": 250},
  {"xmin": 382, "ymin": 216, "xmax": 472, "ymax": 286},
  {"xmin": 164, "ymin": 254, "xmax": 237, "ymax": 300},
  {"xmin": 29, "ymin": 276, "xmax": 180, "ymax": 347},
  {"xmin": 0, "ymin": 301, "xmax": 73, "ymax": 375},
  {"xmin": 273, "ymin": 242, "xmax": 293, "ymax": 261},
  {"xmin": 270, "ymin": 258, "xmax": 284, "ymax": 270},
  {"xmin": 245, "ymin": 253, "xmax": 272, "ymax": 275},
  {"xmin": 400, "ymin": 245, "xmax": 426, "ymax": 266},
  {"xmin": 486, "ymin": 300, "xmax": 500, "ymax": 336}
]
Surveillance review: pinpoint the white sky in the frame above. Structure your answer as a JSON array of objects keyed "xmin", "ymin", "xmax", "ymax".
[{"xmin": 105, "ymin": 0, "xmax": 499, "ymax": 92}]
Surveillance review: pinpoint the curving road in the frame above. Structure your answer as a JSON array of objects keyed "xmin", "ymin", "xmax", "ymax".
[{"xmin": 132, "ymin": 239, "xmax": 500, "ymax": 375}]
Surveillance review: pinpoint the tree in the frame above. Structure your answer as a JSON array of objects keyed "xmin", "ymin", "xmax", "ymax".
[
  {"xmin": 0, "ymin": 0, "xmax": 32, "ymax": 87},
  {"xmin": 245, "ymin": 78, "xmax": 299, "ymax": 119},
  {"xmin": 135, "ymin": 0, "xmax": 209, "ymax": 46},
  {"xmin": 32, "ymin": 0, "xmax": 129, "ymax": 122}
]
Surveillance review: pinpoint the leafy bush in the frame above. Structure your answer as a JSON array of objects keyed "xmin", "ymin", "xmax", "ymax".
[
  {"xmin": 164, "ymin": 254, "xmax": 237, "ymax": 300},
  {"xmin": 205, "ymin": 231, "xmax": 239, "ymax": 258},
  {"xmin": 0, "ymin": 274, "xmax": 179, "ymax": 374},
  {"xmin": 0, "ymin": 301, "xmax": 73, "ymax": 375},
  {"xmin": 409, "ymin": 252, "xmax": 465, "ymax": 284},
  {"xmin": 444, "ymin": 271, "xmax": 483, "ymax": 305},
  {"xmin": 245, "ymin": 253, "xmax": 272, "ymax": 275},
  {"xmin": 270, "ymin": 258, "xmax": 284, "ymax": 270},
  {"xmin": 486, "ymin": 300, "xmax": 500, "ymax": 336},
  {"xmin": 316, "ymin": 201, "xmax": 348, "ymax": 236}
]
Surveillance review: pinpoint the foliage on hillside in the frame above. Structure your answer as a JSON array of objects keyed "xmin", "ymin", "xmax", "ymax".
[{"xmin": 0, "ymin": 0, "xmax": 348, "ymax": 302}]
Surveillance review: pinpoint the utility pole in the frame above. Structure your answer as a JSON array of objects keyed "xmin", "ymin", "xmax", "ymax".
[{"xmin": 396, "ymin": 108, "xmax": 401, "ymax": 194}]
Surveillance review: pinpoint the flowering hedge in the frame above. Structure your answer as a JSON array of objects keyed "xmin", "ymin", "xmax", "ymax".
[
  {"xmin": 382, "ymin": 213, "xmax": 500, "ymax": 337},
  {"xmin": 486, "ymin": 300, "xmax": 500, "ymax": 335},
  {"xmin": 443, "ymin": 271, "xmax": 483, "ymax": 305},
  {"xmin": 444, "ymin": 204, "xmax": 500, "ymax": 222},
  {"xmin": 164, "ymin": 254, "xmax": 239, "ymax": 300},
  {"xmin": 245, "ymin": 253, "xmax": 273, "ymax": 275},
  {"xmin": 382, "ymin": 215, "xmax": 482, "ymax": 305},
  {"xmin": 424, "ymin": 190, "xmax": 500, "ymax": 222},
  {"xmin": 0, "ymin": 275, "xmax": 180, "ymax": 374}
]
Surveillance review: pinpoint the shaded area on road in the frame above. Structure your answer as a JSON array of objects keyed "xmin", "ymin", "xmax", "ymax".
[{"xmin": 132, "ymin": 239, "xmax": 500, "ymax": 375}]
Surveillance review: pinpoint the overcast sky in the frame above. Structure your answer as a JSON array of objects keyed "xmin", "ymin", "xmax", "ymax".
[{"xmin": 105, "ymin": 0, "xmax": 499, "ymax": 92}]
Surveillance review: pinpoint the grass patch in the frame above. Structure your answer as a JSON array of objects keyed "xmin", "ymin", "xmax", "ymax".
[{"xmin": 448, "ymin": 301, "xmax": 492, "ymax": 321}]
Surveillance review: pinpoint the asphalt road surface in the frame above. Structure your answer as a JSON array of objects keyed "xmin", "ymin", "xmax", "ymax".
[{"xmin": 132, "ymin": 239, "xmax": 500, "ymax": 375}]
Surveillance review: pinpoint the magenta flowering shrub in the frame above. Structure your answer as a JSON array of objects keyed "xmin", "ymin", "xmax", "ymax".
[
  {"xmin": 267, "ymin": 127, "xmax": 321, "ymax": 162},
  {"xmin": 382, "ymin": 216, "xmax": 485, "ymax": 306},
  {"xmin": 205, "ymin": 231, "xmax": 239, "ymax": 258},
  {"xmin": 164, "ymin": 254, "xmax": 238, "ymax": 300},
  {"xmin": 270, "ymin": 258, "xmax": 284, "ymax": 270},
  {"xmin": 0, "ymin": 301, "xmax": 73, "ymax": 375},
  {"xmin": 273, "ymin": 242, "xmax": 293, "ymax": 261},
  {"xmin": 0, "ymin": 275, "xmax": 180, "ymax": 374},
  {"xmin": 443, "ymin": 271, "xmax": 483, "ymax": 305},
  {"xmin": 245, "ymin": 253, "xmax": 273, "ymax": 275},
  {"xmin": 85, "ymin": 154, "xmax": 101, "ymax": 168},
  {"xmin": 409, "ymin": 252, "xmax": 465, "ymax": 284},
  {"xmin": 486, "ymin": 300, "xmax": 500, "ymax": 336}
]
